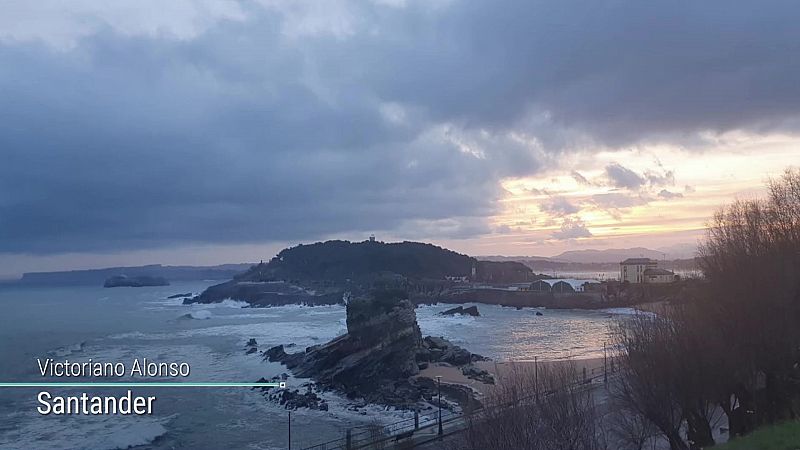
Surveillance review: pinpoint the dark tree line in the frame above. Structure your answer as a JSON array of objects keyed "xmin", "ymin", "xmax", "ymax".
[
  {"xmin": 614, "ymin": 169, "xmax": 800, "ymax": 449},
  {"xmin": 238, "ymin": 239, "xmax": 534, "ymax": 284}
]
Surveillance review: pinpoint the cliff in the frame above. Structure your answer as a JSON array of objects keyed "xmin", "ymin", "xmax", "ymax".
[
  {"xmin": 264, "ymin": 290, "xmax": 489, "ymax": 409},
  {"xmin": 16, "ymin": 264, "xmax": 251, "ymax": 286}
]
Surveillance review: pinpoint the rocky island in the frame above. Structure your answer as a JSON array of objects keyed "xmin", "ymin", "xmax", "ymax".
[
  {"xmin": 183, "ymin": 239, "xmax": 692, "ymax": 315},
  {"xmin": 260, "ymin": 289, "xmax": 491, "ymax": 411},
  {"xmin": 103, "ymin": 275, "xmax": 169, "ymax": 288},
  {"xmin": 439, "ymin": 305, "xmax": 480, "ymax": 316},
  {"xmin": 185, "ymin": 240, "xmax": 536, "ymax": 308}
]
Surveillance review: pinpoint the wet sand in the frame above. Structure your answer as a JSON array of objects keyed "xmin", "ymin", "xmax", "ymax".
[{"xmin": 416, "ymin": 357, "xmax": 606, "ymax": 395}]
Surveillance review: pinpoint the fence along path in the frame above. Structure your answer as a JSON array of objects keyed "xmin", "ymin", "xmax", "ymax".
[{"xmin": 300, "ymin": 363, "xmax": 618, "ymax": 450}]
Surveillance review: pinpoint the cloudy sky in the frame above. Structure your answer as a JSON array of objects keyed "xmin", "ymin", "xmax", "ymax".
[{"xmin": 1, "ymin": 0, "xmax": 799, "ymax": 277}]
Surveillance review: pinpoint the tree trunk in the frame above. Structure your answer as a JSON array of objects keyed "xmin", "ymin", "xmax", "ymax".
[
  {"xmin": 732, "ymin": 385, "xmax": 758, "ymax": 435},
  {"xmin": 685, "ymin": 409, "xmax": 715, "ymax": 449},
  {"xmin": 665, "ymin": 429, "xmax": 689, "ymax": 450}
]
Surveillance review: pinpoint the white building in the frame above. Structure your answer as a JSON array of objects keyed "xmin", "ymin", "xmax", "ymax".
[
  {"xmin": 620, "ymin": 258, "xmax": 675, "ymax": 284},
  {"xmin": 643, "ymin": 268, "xmax": 676, "ymax": 284}
]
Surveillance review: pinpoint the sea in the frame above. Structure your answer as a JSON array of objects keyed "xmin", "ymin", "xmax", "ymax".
[{"xmin": 0, "ymin": 281, "xmax": 629, "ymax": 450}]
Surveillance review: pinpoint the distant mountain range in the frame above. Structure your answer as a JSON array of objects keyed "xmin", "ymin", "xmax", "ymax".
[
  {"xmin": 479, "ymin": 246, "xmax": 700, "ymax": 276},
  {"xmin": 483, "ymin": 245, "xmax": 698, "ymax": 265},
  {"xmin": 553, "ymin": 247, "xmax": 695, "ymax": 263}
]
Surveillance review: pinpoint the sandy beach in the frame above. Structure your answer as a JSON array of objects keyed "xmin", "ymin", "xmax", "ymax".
[{"xmin": 417, "ymin": 357, "xmax": 607, "ymax": 395}]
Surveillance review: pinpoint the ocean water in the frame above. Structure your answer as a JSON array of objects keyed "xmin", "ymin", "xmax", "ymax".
[{"xmin": 0, "ymin": 282, "xmax": 620, "ymax": 449}]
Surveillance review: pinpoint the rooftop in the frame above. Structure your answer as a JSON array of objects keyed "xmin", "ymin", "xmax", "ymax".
[
  {"xmin": 644, "ymin": 268, "xmax": 674, "ymax": 276},
  {"xmin": 620, "ymin": 258, "xmax": 656, "ymax": 265}
]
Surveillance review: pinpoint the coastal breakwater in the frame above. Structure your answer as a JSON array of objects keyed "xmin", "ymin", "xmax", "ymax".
[{"xmin": 429, "ymin": 280, "xmax": 701, "ymax": 310}]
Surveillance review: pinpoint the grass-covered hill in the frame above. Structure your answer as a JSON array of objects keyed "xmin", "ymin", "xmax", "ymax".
[
  {"xmin": 189, "ymin": 240, "xmax": 537, "ymax": 306},
  {"xmin": 238, "ymin": 240, "xmax": 533, "ymax": 284}
]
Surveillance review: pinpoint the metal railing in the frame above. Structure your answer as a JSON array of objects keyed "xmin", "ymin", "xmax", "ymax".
[{"xmin": 300, "ymin": 364, "xmax": 619, "ymax": 450}]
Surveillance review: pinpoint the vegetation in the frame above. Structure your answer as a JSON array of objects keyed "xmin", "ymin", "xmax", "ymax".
[
  {"xmin": 716, "ymin": 421, "xmax": 800, "ymax": 450},
  {"xmin": 613, "ymin": 169, "xmax": 800, "ymax": 450},
  {"xmin": 236, "ymin": 240, "xmax": 533, "ymax": 284},
  {"xmin": 349, "ymin": 170, "xmax": 800, "ymax": 450},
  {"xmin": 457, "ymin": 362, "xmax": 604, "ymax": 450}
]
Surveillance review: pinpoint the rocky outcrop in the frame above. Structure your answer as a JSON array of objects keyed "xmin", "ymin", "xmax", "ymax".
[
  {"xmin": 264, "ymin": 290, "xmax": 488, "ymax": 410},
  {"xmin": 415, "ymin": 336, "xmax": 487, "ymax": 366},
  {"xmin": 439, "ymin": 305, "xmax": 480, "ymax": 317},
  {"xmin": 462, "ymin": 364, "xmax": 495, "ymax": 385},
  {"xmin": 252, "ymin": 375, "xmax": 329, "ymax": 411},
  {"xmin": 167, "ymin": 292, "xmax": 193, "ymax": 299},
  {"xmin": 265, "ymin": 290, "xmax": 423, "ymax": 406},
  {"xmin": 184, "ymin": 280, "xmax": 343, "ymax": 307},
  {"xmin": 270, "ymin": 385, "xmax": 329, "ymax": 410},
  {"xmin": 245, "ymin": 338, "xmax": 258, "ymax": 354},
  {"xmin": 104, "ymin": 275, "xmax": 169, "ymax": 288}
]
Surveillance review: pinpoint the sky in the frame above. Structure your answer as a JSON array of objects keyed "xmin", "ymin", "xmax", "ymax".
[{"xmin": 1, "ymin": 0, "xmax": 799, "ymax": 278}]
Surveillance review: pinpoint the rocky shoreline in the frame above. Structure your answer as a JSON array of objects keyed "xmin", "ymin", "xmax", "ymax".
[
  {"xmin": 184, "ymin": 240, "xmax": 697, "ymax": 311},
  {"xmin": 251, "ymin": 290, "xmax": 492, "ymax": 412},
  {"xmin": 184, "ymin": 279, "xmax": 343, "ymax": 307}
]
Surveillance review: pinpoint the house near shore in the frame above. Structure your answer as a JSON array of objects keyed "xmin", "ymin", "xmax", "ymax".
[
  {"xmin": 643, "ymin": 268, "xmax": 676, "ymax": 283},
  {"xmin": 620, "ymin": 258, "xmax": 675, "ymax": 284}
]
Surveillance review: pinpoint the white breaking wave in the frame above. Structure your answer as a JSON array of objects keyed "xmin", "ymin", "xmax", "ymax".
[
  {"xmin": 196, "ymin": 299, "xmax": 249, "ymax": 309},
  {"xmin": 48, "ymin": 341, "xmax": 86, "ymax": 358},
  {"xmin": 0, "ymin": 413, "xmax": 174, "ymax": 450},
  {"xmin": 601, "ymin": 307, "xmax": 656, "ymax": 317},
  {"xmin": 188, "ymin": 310, "xmax": 212, "ymax": 320}
]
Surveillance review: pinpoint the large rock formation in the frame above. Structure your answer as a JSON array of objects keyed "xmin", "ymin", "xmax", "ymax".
[
  {"xmin": 439, "ymin": 305, "xmax": 480, "ymax": 317},
  {"xmin": 265, "ymin": 289, "xmax": 488, "ymax": 409}
]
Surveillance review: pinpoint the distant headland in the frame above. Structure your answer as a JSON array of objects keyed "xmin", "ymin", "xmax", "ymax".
[
  {"xmin": 5, "ymin": 263, "xmax": 253, "ymax": 286},
  {"xmin": 185, "ymin": 239, "xmax": 693, "ymax": 309}
]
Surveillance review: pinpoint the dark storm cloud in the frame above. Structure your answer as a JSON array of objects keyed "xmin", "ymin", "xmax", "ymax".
[
  {"xmin": 345, "ymin": 0, "xmax": 800, "ymax": 145},
  {"xmin": 0, "ymin": 26, "xmax": 508, "ymax": 253},
  {"xmin": 1, "ymin": 0, "xmax": 799, "ymax": 254},
  {"xmin": 603, "ymin": 163, "xmax": 675, "ymax": 191},
  {"xmin": 605, "ymin": 164, "xmax": 647, "ymax": 189}
]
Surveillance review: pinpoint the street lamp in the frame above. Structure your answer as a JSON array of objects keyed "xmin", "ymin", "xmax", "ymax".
[
  {"xmin": 436, "ymin": 375, "xmax": 443, "ymax": 437},
  {"xmin": 534, "ymin": 356, "xmax": 539, "ymax": 403}
]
